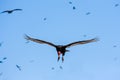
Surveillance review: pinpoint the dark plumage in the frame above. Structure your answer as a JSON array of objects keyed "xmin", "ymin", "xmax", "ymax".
[
  {"xmin": 25, "ymin": 35, "xmax": 98, "ymax": 62},
  {"xmin": 1, "ymin": 9, "xmax": 22, "ymax": 14}
]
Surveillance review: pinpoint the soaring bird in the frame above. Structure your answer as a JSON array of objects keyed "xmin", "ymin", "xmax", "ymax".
[
  {"xmin": 1, "ymin": 9, "xmax": 22, "ymax": 14},
  {"xmin": 25, "ymin": 35, "xmax": 98, "ymax": 62}
]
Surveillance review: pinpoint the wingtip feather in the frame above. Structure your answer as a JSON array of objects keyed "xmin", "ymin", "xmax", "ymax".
[{"xmin": 92, "ymin": 37, "xmax": 99, "ymax": 42}]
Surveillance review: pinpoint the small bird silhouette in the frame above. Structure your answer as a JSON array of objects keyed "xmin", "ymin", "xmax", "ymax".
[
  {"xmin": 0, "ymin": 42, "xmax": 3, "ymax": 47},
  {"xmin": 25, "ymin": 35, "xmax": 98, "ymax": 62},
  {"xmin": 51, "ymin": 67, "xmax": 55, "ymax": 70},
  {"xmin": 0, "ymin": 72, "xmax": 3, "ymax": 76},
  {"xmin": 115, "ymin": 4, "xmax": 119, "ymax": 7},
  {"xmin": 1, "ymin": 9, "xmax": 22, "ymax": 14},
  {"xmin": 86, "ymin": 12, "xmax": 91, "ymax": 15},
  {"xmin": 69, "ymin": 1, "xmax": 72, "ymax": 4},
  {"xmin": 0, "ymin": 61, "xmax": 3, "ymax": 63},
  {"xmin": 3, "ymin": 57, "xmax": 7, "ymax": 60},
  {"xmin": 43, "ymin": 18, "xmax": 47, "ymax": 21},
  {"xmin": 59, "ymin": 66, "xmax": 63, "ymax": 69},
  {"xmin": 16, "ymin": 65, "xmax": 21, "ymax": 71},
  {"xmin": 73, "ymin": 6, "xmax": 76, "ymax": 10}
]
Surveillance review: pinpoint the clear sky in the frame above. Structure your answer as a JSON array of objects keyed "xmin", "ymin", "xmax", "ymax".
[{"xmin": 0, "ymin": 0, "xmax": 120, "ymax": 80}]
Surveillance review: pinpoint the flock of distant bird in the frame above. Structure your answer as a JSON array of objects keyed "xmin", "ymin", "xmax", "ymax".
[
  {"xmin": 0, "ymin": 2, "xmax": 119, "ymax": 74},
  {"xmin": 0, "ymin": 57, "xmax": 21, "ymax": 71},
  {"xmin": 0, "ymin": 2, "xmax": 119, "ymax": 15}
]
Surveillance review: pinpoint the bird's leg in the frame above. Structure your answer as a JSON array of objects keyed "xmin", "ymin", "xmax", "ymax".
[
  {"xmin": 62, "ymin": 53, "xmax": 65, "ymax": 62},
  {"xmin": 57, "ymin": 56, "xmax": 60, "ymax": 62},
  {"xmin": 62, "ymin": 56, "xmax": 64, "ymax": 63}
]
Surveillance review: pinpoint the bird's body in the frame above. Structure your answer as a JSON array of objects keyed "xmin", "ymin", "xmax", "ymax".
[
  {"xmin": 25, "ymin": 35, "xmax": 98, "ymax": 62},
  {"xmin": 54, "ymin": 45, "xmax": 68, "ymax": 61},
  {"xmin": 1, "ymin": 9, "xmax": 22, "ymax": 14}
]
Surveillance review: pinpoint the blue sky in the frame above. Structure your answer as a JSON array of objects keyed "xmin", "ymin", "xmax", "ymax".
[{"xmin": 0, "ymin": 0, "xmax": 120, "ymax": 80}]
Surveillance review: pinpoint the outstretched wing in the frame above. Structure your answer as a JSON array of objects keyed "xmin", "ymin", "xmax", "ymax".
[
  {"xmin": 65, "ymin": 38, "xmax": 99, "ymax": 48},
  {"xmin": 1, "ymin": 10, "xmax": 9, "ymax": 13},
  {"xmin": 25, "ymin": 35, "xmax": 56, "ymax": 48},
  {"xmin": 13, "ymin": 9, "xmax": 22, "ymax": 11}
]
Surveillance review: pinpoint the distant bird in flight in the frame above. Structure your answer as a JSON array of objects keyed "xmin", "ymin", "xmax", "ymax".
[
  {"xmin": 69, "ymin": 1, "xmax": 72, "ymax": 4},
  {"xmin": 73, "ymin": 6, "xmax": 76, "ymax": 10},
  {"xmin": 25, "ymin": 35, "xmax": 98, "ymax": 62},
  {"xmin": 51, "ymin": 67, "xmax": 55, "ymax": 70},
  {"xmin": 16, "ymin": 65, "xmax": 21, "ymax": 71},
  {"xmin": 43, "ymin": 17, "xmax": 47, "ymax": 21},
  {"xmin": 59, "ymin": 66, "xmax": 63, "ymax": 69},
  {"xmin": 1, "ymin": 9, "xmax": 22, "ymax": 14},
  {"xmin": 0, "ymin": 72, "xmax": 3, "ymax": 76},
  {"xmin": 115, "ymin": 4, "xmax": 119, "ymax": 7},
  {"xmin": 3, "ymin": 57, "xmax": 7, "ymax": 60},
  {"xmin": 0, "ymin": 42, "xmax": 3, "ymax": 47},
  {"xmin": 86, "ymin": 12, "xmax": 91, "ymax": 15},
  {"xmin": 0, "ymin": 61, "xmax": 3, "ymax": 63}
]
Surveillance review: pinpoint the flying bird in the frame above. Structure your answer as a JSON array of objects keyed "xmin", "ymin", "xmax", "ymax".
[
  {"xmin": 2, "ymin": 57, "xmax": 7, "ymax": 61},
  {"xmin": 59, "ymin": 66, "xmax": 63, "ymax": 69},
  {"xmin": 0, "ymin": 72, "xmax": 3, "ymax": 76},
  {"xmin": 16, "ymin": 65, "xmax": 21, "ymax": 71},
  {"xmin": 1, "ymin": 9, "xmax": 22, "ymax": 14},
  {"xmin": 73, "ymin": 6, "xmax": 76, "ymax": 10},
  {"xmin": 43, "ymin": 17, "xmax": 47, "ymax": 21},
  {"xmin": 115, "ymin": 4, "xmax": 119, "ymax": 7},
  {"xmin": 51, "ymin": 67, "xmax": 55, "ymax": 70},
  {"xmin": 86, "ymin": 12, "xmax": 91, "ymax": 15},
  {"xmin": 25, "ymin": 35, "xmax": 98, "ymax": 62},
  {"xmin": 0, "ymin": 42, "xmax": 3, "ymax": 47},
  {"xmin": 69, "ymin": 1, "xmax": 72, "ymax": 4},
  {"xmin": 0, "ymin": 61, "xmax": 3, "ymax": 63}
]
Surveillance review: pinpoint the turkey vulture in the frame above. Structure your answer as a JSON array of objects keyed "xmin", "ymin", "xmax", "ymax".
[
  {"xmin": 25, "ymin": 35, "xmax": 98, "ymax": 62},
  {"xmin": 1, "ymin": 9, "xmax": 22, "ymax": 14}
]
